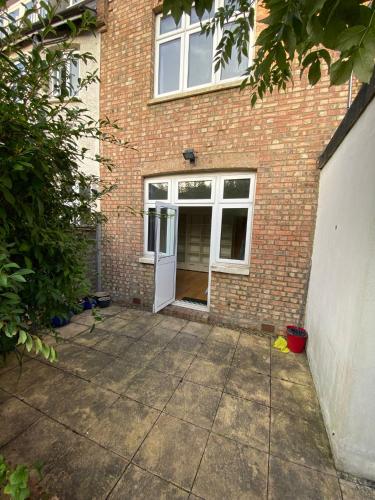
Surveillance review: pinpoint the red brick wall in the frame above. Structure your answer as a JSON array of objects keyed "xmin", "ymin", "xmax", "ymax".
[{"xmin": 99, "ymin": 0, "xmax": 350, "ymax": 332}]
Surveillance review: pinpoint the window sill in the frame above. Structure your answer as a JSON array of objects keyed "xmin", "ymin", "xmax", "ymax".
[
  {"xmin": 139, "ymin": 256, "xmax": 249, "ymax": 276},
  {"xmin": 139, "ymin": 256, "xmax": 154, "ymax": 265},
  {"xmin": 148, "ymin": 80, "xmax": 242, "ymax": 106},
  {"xmin": 211, "ymin": 263, "xmax": 250, "ymax": 276}
]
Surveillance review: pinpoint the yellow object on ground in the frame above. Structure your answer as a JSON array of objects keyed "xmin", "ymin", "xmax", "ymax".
[{"xmin": 273, "ymin": 336, "xmax": 290, "ymax": 353}]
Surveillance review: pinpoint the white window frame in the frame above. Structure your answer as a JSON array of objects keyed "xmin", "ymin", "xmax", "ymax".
[
  {"xmin": 143, "ymin": 172, "xmax": 256, "ymax": 267},
  {"xmin": 50, "ymin": 56, "xmax": 80, "ymax": 98},
  {"xmin": 154, "ymin": 0, "xmax": 255, "ymax": 97}
]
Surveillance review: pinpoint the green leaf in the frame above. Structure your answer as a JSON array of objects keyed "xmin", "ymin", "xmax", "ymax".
[
  {"xmin": 18, "ymin": 330, "xmax": 28, "ymax": 344},
  {"xmin": 353, "ymin": 47, "xmax": 374, "ymax": 82},
  {"xmin": 336, "ymin": 25, "xmax": 367, "ymax": 52},
  {"xmin": 308, "ymin": 59, "xmax": 321, "ymax": 85},
  {"xmin": 330, "ymin": 58, "xmax": 353, "ymax": 85}
]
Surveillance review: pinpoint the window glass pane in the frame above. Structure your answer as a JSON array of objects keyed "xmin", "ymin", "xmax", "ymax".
[
  {"xmin": 69, "ymin": 58, "xmax": 79, "ymax": 96},
  {"xmin": 178, "ymin": 180, "xmax": 212, "ymax": 199},
  {"xmin": 158, "ymin": 38, "xmax": 181, "ymax": 94},
  {"xmin": 224, "ymin": 0, "xmax": 241, "ymax": 9},
  {"xmin": 159, "ymin": 207, "xmax": 176, "ymax": 256},
  {"xmin": 147, "ymin": 208, "xmax": 156, "ymax": 252},
  {"xmin": 220, "ymin": 22, "xmax": 248, "ymax": 80},
  {"xmin": 160, "ymin": 14, "xmax": 181, "ymax": 35},
  {"xmin": 9, "ymin": 9, "xmax": 20, "ymax": 22},
  {"xmin": 188, "ymin": 31, "xmax": 213, "ymax": 87},
  {"xmin": 220, "ymin": 208, "xmax": 248, "ymax": 260},
  {"xmin": 223, "ymin": 178, "xmax": 250, "ymax": 199},
  {"xmin": 148, "ymin": 182, "xmax": 168, "ymax": 200},
  {"xmin": 190, "ymin": 6, "xmax": 213, "ymax": 24}
]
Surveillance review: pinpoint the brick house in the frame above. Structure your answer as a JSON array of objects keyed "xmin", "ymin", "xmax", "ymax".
[{"xmin": 99, "ymin": 0, "xmax": 351, "ymax": 333}]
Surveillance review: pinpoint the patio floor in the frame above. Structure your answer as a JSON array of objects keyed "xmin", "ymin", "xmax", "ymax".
[{"xmin": 0, "ymin": 306, "xmax": 372, "ymax": 499}]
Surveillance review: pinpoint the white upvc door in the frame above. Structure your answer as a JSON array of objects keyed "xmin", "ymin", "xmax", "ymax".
[{"xmin": 153, "ymin": 202, "xmax": 179, "ymax": 313}]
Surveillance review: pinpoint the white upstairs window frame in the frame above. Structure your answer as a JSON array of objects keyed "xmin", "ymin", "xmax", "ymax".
[
  {"xmin": 143, "ymin": 172, "xmax": 256, "ymax": 267},
  {"xmin": 154, "ymin": 0, "xmax": 254, "ymax": 97}
]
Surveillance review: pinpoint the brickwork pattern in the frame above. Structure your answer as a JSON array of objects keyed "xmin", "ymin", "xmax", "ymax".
[{"xmin": 99, "ymin": 0, "xmax": 350, "ymax": 333}]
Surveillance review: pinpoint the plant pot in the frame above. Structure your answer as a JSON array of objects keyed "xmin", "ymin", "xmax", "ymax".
[
  {"xmin": 94, "ymin": 292, "xmax": 111, "ymax": 308},
  {"xmin": 286, "ymin": 325, "xmax": 308, "ymax": 353},
  {"xmin": 83, "ymin": 297, "xmax": 97, "ymax": 310}
]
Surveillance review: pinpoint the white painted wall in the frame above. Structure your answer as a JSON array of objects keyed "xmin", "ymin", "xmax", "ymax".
[{"xmin": 306, "ymin": 97, "xmax": 375, "ymax": 480}]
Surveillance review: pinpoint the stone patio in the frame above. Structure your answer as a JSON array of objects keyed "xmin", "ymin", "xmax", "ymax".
[{"xmin": 0, "ymin": 306, "xmax": 373, "ymax": 499}]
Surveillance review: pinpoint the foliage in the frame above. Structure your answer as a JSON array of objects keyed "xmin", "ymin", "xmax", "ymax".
[
  {"xmin": 0, "ymin": 1, "xmax": 121, "ymax": 361},
  {"xmin": 165, "ymin": 0, "xmax": 375, "ymax": 105},
  {"xmin": 0, "ymin": 455, "xmax": 43, "ymax": 500}
]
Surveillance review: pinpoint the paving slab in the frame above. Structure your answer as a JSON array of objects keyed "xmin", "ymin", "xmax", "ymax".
[
  {"xmin": 148, "ymin": 349, "xmax": 194, "ymax": 377},
  {"xmin": 0, "ymin": 359, "xmax": 63, "ymax": 395},
  {"xmin": 340, "ymin": 479, "xmax": 375, "ymax": 499},
  {"xmin": 55, "ymin": 321, "xmax": 89, "ymax": 340},
  {"xmin": 0, "ymin": 397, "xmax": 40, "ymax": 446},
  {"xmin": 166, "ymin": 332, "xmax": 204, "ymax": 355},
  {"xmin": 124, "ymin": 367, "xmax": 180, "ymax": 409},
  {"xmin": 269, "ymin": 455, "xmax": 341, "ymax": 500},
  {"xmin": 0, "ymin": 388, "xmax": 11, "ymax": 404},
  {"xmin": 213, "ymin": 393, "xmax": 270, "ymax": 452},
  {"xmin": 116, "ymin": 308, "xmax": 144, "ymax": 320},
  {"xmin": 53, "ymin": 342, "xmax": 114, "ymax": 379},
  {"xmin": 100, "ymin": 316, "xmax": 134, "ymax": 333},
  {"xmin": 120, "ymin": 341, "xmax": 162, "ymax": 366},
  {"xmin": 0, "ymin": 352, "xmax": 31, "ymax": 375},
  {"xmin": 271, "ymin": 377, "xmax": 321, "ymax": 421},
  {"xmin": 165, "ymin": 380, "xmax": 221, "ymax": 429},
  {"xmin": 197, "ymin": 339, "xmax": 235, "ymax": 364},
  {"xmin": 109, "ymin": 464, "xmax": 189, "ymax": 500},
  {"xmin": 207, "ymin": 326, "xmax": 240, "ymax": 346},
  {"xmin": 73, "ymin": 327, "xmax": 111, "ymax": 347},
  {"xmin": 185, "ymin": 358, "xmax": 229, "ymax": 390},
  {"xmin": 181, "ymin": 321, "xmax": 212, "ymax": 339},
  {"xmin": 71, "ymin": 310, "xmax": 97, "ymax": 327},
  {"xmin": 134, "ymin": 413, "xmax": 208, "ymax": 490},
  {"xmin": 233, "ymin": 333, "xmax": 271, "ymax": 374},
  {"xmin": 270, "ymin": 407, "xmax": 336, "ymax": 474},
  {"xmin": 142, "ymin": 326, "xmax": 179, "ymax": 347},
  {"xmin": 271, "ymin": 349, "xmax": 313, "ymax": 386},
  {"xmin": 94, "ymin": 331, "xmax": 134, "ymax": 356},
  {"xmin": 22, "ymin": 372, "xmax": 118, "ymax": 434},
  {"xmin": 193, "ymin": 433, "xmax": 268, "ymax": 500},
  {"xmin": 87, "ymin": 397, "xmax": 160, "ymax": 458},
  {"xmin": 92, "ymin": 358, "xmax": 144, "ymax": 393},
  {"xmin": 225, "ymin": 365, "xmax": 270, "ymax": 406},
  {"xmin": 40, "ymin": 425, "xmax": 127, "ymax": 499},
  {"xmin": 157, "ymin": 316, "xmax": 188, "ymax": 332}
]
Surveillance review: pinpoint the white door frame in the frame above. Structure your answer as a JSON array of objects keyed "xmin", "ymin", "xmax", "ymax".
[{"xmin": 153, "ymin": 202, "xmax": 179, "ymax": 313}]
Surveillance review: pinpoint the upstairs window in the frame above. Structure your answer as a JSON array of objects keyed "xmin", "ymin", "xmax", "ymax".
[
  {"xmin": 50, "ymin": 57, "xmax": 79, "ymax": 98},
  {"xmin": 154, "ymin": 0, "xmax": 251, "ymax": 97}
]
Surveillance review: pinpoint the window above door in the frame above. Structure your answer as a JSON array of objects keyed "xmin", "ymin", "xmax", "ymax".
[{"xmin": 154, "ymin": 1, "xmax": 253, "ymax": 98}]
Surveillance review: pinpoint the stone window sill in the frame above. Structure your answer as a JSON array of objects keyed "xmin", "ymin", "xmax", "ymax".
[{"xmin": 148, "ymin": 80, "xmax": 242, "ymax": 106}]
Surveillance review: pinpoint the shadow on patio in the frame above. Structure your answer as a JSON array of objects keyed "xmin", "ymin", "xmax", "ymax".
[{"xmin": 0, "ymin": 306, "xmax": 370, "ymax": 499}]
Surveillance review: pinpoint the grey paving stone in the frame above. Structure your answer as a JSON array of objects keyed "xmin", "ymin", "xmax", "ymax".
[
  {"xmin": 100, "ymin": 316, "xmax": 134, "ymax": 332},
  {"xmin": 167, "ymin": 333, "xmax": 204, "ymax": 355},
  {"xmin": 55, "ymin": 321, "xmax": 89, "ymax": 340},
  {"xmin": 0, "ymin": 397, "xmax": 40, "ymax": 446},
  {"xmin": 134, "ymin": 413, "xmax": 208, "ymax": 490},
  {"xmin": 225, "ymin": 365, "xmax": 270, "ymax": 406},
  {"xmin": 181, "ymin": 321, "xmax": 212, "ymax": 339},
  {"xmin": 109, "ymin": 464, "xmax": 189, "ymax": 500},
  {"xmin": 87, "ymin": 397, "xmax": 160, "ymax": 458},
  {"xmin": 185, "ymin": 358, "xmax": 229, "ymax": 390},
  {"xmin": 157, "ymin": 316, "xmax": 188, "ymax": 332},
  {"xmin": 269, "ymin": 455, "xmax": 341, "ymax": 500},
  {"xmin": 271, "ymin": 377, "xmax": 321, "ymax": 421},
  {"xmin": 22, "ymin": 372, "xmax": 118, "ymax": 434},
  {"xmin": 0, "ymin": 359, "xmax": 63, "ymax": 395},
  {"xmin": 116, "ymin": 308, "xmax": 145, "ymax": 320},
  {"xmin": 197, "ymin": 339, "xmax": 235, "ymax": 364},
  {"xmin": 340, "ymin": 479, "xmax": 375, "ymax": 500},
  {"xmin": 124, "ymin": 367, "xmax": 180, "ymax": 409},
  {"xmin": 94, "ymin": 332, "xmax": 134, "ymax": 356},
  {"xmin": 233, "ymin": 333, "xmax": 271, "ymax": 374},
  {"xmin": 271, "ymin": 349, "xmax": 313, "ymax": 386},
  {"xmin": 71, "ymin": 310, "xmax": 97, "ymax": 327},
  {"xmin": 142, "ymin": 326, "xmax": 179, "ymax": 347},
  {"xmin": 120, "ymin": 341, "xmax": 162, "ymax": 366},
  {"xmin": 148, "ymin": 350, "xmax": 194, "ymax": 377},
  {"xmin": 213, "ymin": 393, "xmax": 270, "ymax": 452},
  {"xmin": 207, "ymin": 326, "xmax": 240, "ymax": 346},
  {"xmin": 92, "ymin": 358, "xmax": 144, "ymax": 393},
  {"xmin": 53, "ymin": 342, "xmax": 114, "ymax": 379},
  {"xmin": 73, "ymin": 327, "xmax": 112, "ymax": 347},
  {"xmin": 165, "ymin": 380, "xmax": 221, "ymax": 429},
  {"xmin": 270, "ymin": 407, "xmax": 336, "ymax": 474},
  {"xmin": 193, "ymin": 433, "xmax": 268, "ymax": 500}
]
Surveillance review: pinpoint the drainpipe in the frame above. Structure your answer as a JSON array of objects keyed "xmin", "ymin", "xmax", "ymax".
[
  {"xmin": 96, "ymin": 223, "xmax": 102, "ymax": 292},
  {"xmin": 347, "ymin": 72, "xmax": 353, "ymax": 109}
]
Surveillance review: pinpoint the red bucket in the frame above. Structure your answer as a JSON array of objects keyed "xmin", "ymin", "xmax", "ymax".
[{"xmin": 286, "ymin": 325, "xmax": 308, "ymax": 353}]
